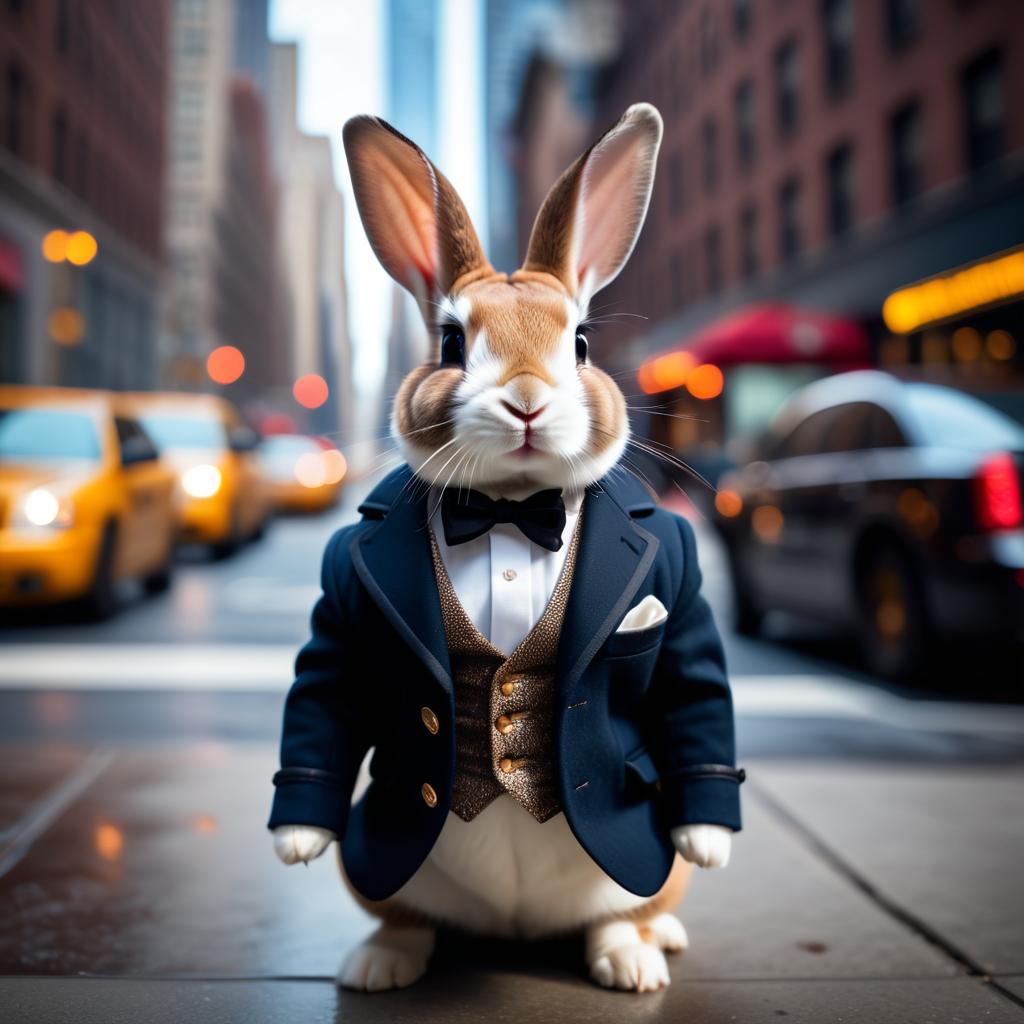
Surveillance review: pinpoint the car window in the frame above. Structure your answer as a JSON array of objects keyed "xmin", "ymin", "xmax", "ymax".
[
  {"xmin": 771, "ymin": 407, "xmax": 841, "ymax": 458},
  {"xmin": 0, "ymin": 408, "xmax": 102, "ymax": 461},
  {"xmin": 139, "ymin": 413, "xmax": 227, "ymax": 450},
  {"xmin": 822, "ymin": 403, "xmax": 872, "ymax": 453},
  {"xmin": 905, "ymin": 385, "xmax": 1024, "ymax": 451},
  {"xmin": 866, "ymin": 407, "xmax": 906, "ymax": 448}
]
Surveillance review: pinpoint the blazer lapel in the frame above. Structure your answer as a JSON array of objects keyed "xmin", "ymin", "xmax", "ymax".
[
  {"xmin": 351, "ymin": 473, "xmax": 453, "ymax": 697},
  {"xmin": 557, "ymin": 480, "xmax": 660, "ymax": 702}
]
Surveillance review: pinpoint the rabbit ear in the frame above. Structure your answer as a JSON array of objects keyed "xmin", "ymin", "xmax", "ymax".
[
  {"xmin": 343, "ymin": 116, "xmax": 492, "ymax": 318},
  {"xmin": 523, "ymin": 103, "xmax": 663, "ymax": 304}
]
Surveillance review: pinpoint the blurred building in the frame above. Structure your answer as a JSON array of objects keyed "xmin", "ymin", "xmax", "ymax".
[
  {"xmin": 378, "ymin": 0, "xmax": 442, "ymax": 434},
  {"xmin": 161, "ymin": 0, "xmax": 290, "ymax": 409},
  {"xmin": 487, "ymin": 0, "xmax": 619, "ymax": 272},
  {"xmin": 0, "ymin": 1, "xmax": 170, "ymax": 388},
  {"xmin": 268, "ymin": 42, "xmax": 352, "ymax": 438},
  {"xmin": 514, "ymin": 0, "xmax": 1024, "ymax": 441}
]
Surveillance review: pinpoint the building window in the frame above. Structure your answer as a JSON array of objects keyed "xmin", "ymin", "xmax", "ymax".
[
  {"xmin": 962, "ymin": 49, "xmax": 1004, "ymax": 172},
  {"xmin": 181, "ymin": 26, "xmax": 207, "ymax": 56},
  {"xmin": 822, "ymin": 0, "xmax": 854, "ymax": 97},
  {"xmin": 890, "ymin": 101, "xmax": 921, "ymax": 205},
  {"xmin": 826, "ymin": 143, "xmax": 854, "ymax": 238},
  {"xmin": 775, "ymin": 40, "xmax": 800, "ymax": 137},
  {"xmin": 51, "ymin": 110, "xmax": 68, "ymax": 183},
  {"xmin": 886, "ymin": 0, "xmax": 918, "ymax": 51},
  {"xmin": 733, "ymin": 0, "xmax": 753, "ymax": 40},
  {"xmin": 702, "ymin": 118, "xmax": 718, "ymax": 192},
  {"xmin": 4, "ymin": 64, "xmax": 30, "ymax": 159},
  {"xmin": 668, "ymin": 150, "xmax": 685, "ymax": 216},
  {"xmin": 740, "ymin": 205, "xmax": 758, "ymax": 280},
  {"xmin": 699, "ymin": 7, "xmax": 719, "ymax": 77},
  {"xmin": 778, "ymin": 177, "xmax": 802, "ymax": 262},
  {"xmin": 704, "ymin": 225, "xmax": 722, "ymax": 295},
  {"xmin": 735, "ymin": 79, "xmax": 756, "ymax": 168}
]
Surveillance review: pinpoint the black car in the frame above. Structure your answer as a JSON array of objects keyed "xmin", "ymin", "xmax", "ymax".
[{"xmin": 715, "ymin": 371, "xmax": 1024, "ymax": 679}]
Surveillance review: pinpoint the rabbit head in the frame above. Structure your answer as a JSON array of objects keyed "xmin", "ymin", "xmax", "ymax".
[{"xmin": 343, "ymin": 104, "xmax": 663, "ymax": 495}]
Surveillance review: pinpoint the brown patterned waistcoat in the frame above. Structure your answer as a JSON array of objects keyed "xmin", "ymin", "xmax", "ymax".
[{"xmin": 428, "ymin": 519, "xmax": 581, "ymax": 824}]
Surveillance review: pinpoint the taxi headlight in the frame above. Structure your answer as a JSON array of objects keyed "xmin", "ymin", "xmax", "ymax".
[
  {"xmin": 181, "ymin": 464, "xmax": 222, "ymax": 499},
  {"xmin": 20, "ymin": 488, "xmax": 74, "ymax": 528}
]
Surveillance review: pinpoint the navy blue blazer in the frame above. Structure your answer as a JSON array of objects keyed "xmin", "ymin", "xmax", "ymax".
[{"xmin": 269, "ymin": 467, "xmax": 743, "ymax": 900}]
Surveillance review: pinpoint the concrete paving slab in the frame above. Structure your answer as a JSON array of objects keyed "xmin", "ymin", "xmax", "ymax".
[
  {"xmin": 0, "ymin": 746, "xmax": 89, "ymax": 833},
  {"xmin": 998, "ymin": 976, "xmax": 1024, "ymax": 1003},
  {"xmin": 751, "ymin": 761, "xmax": 1024, "ymax": 975},
  {"xmin": 0, "ymin": 743, "xmax": 954, "ymax": 982},
  {"xmin": 1, "ymin": 975, "xmax": 1021, "ymax": 1024}
]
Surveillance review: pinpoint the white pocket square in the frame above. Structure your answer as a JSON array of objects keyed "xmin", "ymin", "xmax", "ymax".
[{"xmin": 615, "ymin": 595, "xmax": 669, "ymax": 634}]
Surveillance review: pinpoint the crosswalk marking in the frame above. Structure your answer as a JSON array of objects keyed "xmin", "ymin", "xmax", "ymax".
[{"xmin": 0, "ymin": 643, "xmax": 1022, "ymax": 735}]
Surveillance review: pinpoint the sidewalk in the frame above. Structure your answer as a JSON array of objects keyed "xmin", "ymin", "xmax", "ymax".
[{"xmin": 1, "ymin": 732, "xmax": 1022, "ymax": 1022}]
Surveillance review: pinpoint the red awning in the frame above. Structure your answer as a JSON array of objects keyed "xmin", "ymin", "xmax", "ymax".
[
  {"xmin": 681, "ymin": 303, "xmax": 869, "ymax": 367},
  {"xmin": 0, "ymin": 237, "xmax": 24, "ymax": 293}
]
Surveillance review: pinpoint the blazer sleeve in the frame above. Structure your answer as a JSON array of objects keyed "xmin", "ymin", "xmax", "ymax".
[
  {"xmin": 267, "ymin": 527, "xmax": 373, "ymax": 837},
  {"xmin": 648, "ymin": 515, "xmax": 743, "ymax": 832}
]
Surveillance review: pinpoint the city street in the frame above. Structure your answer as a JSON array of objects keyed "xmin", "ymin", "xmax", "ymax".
[{"xmin": 1, "ymin": 483, "xmax": 1023, "ymax": 1023}]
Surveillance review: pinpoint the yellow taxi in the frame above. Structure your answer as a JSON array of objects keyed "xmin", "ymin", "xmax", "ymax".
[
  {"xmin": 120, "ymin": 393, "xmax": 270, "ymax": 556},
  {"xmin": 0, "ymin": 386, "xmax": 176, "ymax": 617},
  {"xmin": 260, "ymin": 434, "xmax": 346, "ymax": 514}
]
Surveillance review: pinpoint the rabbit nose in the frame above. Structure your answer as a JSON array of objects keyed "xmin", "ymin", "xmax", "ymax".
[{"xmin": 501, "ymin": 400, "xmax": 545, "ymax": 423}]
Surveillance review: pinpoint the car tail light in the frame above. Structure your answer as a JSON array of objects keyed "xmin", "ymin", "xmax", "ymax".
[{"xmin": 974, "ymin": 453, "xmax": 1022, "ymax": 531}]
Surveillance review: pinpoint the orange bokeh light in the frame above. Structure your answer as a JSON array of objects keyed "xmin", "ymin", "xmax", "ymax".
[
  {"xmin": 714, "ymin": 490, "xmax": 743, "ymax": 517},
  {"xmin": 207, "ymin": 345, "xmax": 245, "ymax": 385},
  {"xmin": 638, "ymin": 351, "xmax": 696, "ymax": 394},
  {"xmin": 685, "ymin": 363, "xmax": 724, "ymax": 400},
  {"xmin": 95, "ymin": 823, "xmax": 124, "ymax": 861},
  {"xmin": 293, "ymin": 373, "xmax": 329, "ymax": 409},
  {"xmin": 48, "ymin": 307, "xmax": 85, "ymax": 345},
  {"xmin": 41, "ymin": 229, "xmax": 68, "ymax": 262},
  {"xmin": 322, "ymin": 448, "xmax": 347, "ymax": 485},
  {"xmin": 65, "ymin": 230, "xmax": 98, "ymax": 266},
  {"xmin": 752, "ymin": 504, "xmax": 784, "ymax": 542}
]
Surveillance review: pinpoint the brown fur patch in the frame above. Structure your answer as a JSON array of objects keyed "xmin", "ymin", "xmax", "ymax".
[
  {"xmin": 580, "ymin": 366, "xmax": 627, "ymax": 458},
  {"xmin": 393, "ymin": 363, "xmax": 457, "ymax": 460},
  {"xmin": 616, "ymin": 855, "xmax": 693, "ymax": 928}
]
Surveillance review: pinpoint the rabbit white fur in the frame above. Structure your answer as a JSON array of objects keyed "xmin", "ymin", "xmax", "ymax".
[{"xmin": 273, "ymin": 103, "xmax": 733, "ymax": 993}]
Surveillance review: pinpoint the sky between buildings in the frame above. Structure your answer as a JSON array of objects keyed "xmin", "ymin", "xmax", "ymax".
[{"xmin": 269, "ymin": 0, "xmax": 487, "ymax": 409}]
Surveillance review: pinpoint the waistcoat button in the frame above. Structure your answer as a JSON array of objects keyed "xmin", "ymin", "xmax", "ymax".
[
  {"xmin": 421, "ymin": 782, "xmax": 438, "ymax": 807},
  {"xmin": 420, "ymin": 706, "xmax": 439, "ymax": 734}
]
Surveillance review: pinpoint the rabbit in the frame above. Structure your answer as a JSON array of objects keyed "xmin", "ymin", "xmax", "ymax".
[{"xmin": 269, "ymin": 103, "xmax": 742, "ymax": 994}]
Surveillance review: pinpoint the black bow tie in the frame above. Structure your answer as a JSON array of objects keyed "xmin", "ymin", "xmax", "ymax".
[{"xmin": 441, "ymin": 488, "xmax": 567, "ymax": 552}]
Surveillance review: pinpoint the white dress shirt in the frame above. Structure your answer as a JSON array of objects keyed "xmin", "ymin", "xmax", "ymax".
[{"xmin": 430, "ymin": 489, "xmax": 583, "ymax": 655}]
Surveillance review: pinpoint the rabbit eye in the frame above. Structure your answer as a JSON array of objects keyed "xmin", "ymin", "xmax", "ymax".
[
  {"xmin": 575, "ymin": 331, "xmax": 589, "ymax": 365},
  {"xmin": 440, "ymin": 327, "xmax": 465, "ymax": 367}
]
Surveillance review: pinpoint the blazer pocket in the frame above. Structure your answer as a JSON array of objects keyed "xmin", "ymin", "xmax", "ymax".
[
  {"xmin": 602, "ymin": 619, "xmax": 667, "ymax": 659},
  {"xmin": 624, "ymin": 745, "xmax": 661, "ymax": 796},
  {"xmin": 615, "ymin": 594, "xmax": 669, "ymax": 633}
]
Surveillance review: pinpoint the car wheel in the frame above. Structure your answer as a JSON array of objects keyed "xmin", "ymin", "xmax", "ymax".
[
  {"xmin": 725, "ymin": 539, "xmax": 763, "ymax": 635},
  {"xmin": 857, "ymin": 542, "xmax": 930, "ymax": 681},
  {"xmin": 82, "ymin": 522, "xmax": 118, "ymax": 620},
  {"xmin": 212, "ymin": 506, "xmax": 241, "ymax": 560},
  {"xmin": 143, "ymin": 535, "xmax": 174, "ymax": 595}
]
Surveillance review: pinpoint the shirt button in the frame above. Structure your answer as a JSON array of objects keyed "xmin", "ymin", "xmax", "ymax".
[
  {"xmin": 502, "ymin": 568, "xmax": 517, "ymax": 581},
  {"xmin": 421, "ymin": 782, "xmax": 438, "ymax": 807},
  {"xmin": 420, "ymin": 706, "xmax": 439, "ymax": 735}
]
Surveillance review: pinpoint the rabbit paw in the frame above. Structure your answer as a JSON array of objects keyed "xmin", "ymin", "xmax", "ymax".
[
  {"xmin": 337, "ymin": 926, "xmax": 435, "ymax": 992},
  {"xmin": 671, "ymin": 823, "xmax": 732, "ymax": 868},
  {"xmin": 644, "ymin": 912, "xmax": 689, "ymax": 953},
  {"xmin": 586, "ymin": 920, "xmax": 671, "ymax": 992},
  {"xmin": 272, "ymin": 825, "xmax": 335, "ymax": 865}
]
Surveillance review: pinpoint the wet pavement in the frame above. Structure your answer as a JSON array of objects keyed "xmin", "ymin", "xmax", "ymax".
[{"xmin": 1, "ymin": 494, "xmax": 1024, "ymax": 1021}]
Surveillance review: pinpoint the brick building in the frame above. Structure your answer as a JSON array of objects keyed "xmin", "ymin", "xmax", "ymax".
[
  {"xmin": 0, "ymin": 0, "xmax": 171, "ymax": 387},
  {"xmin": 514, "ymin": 0, "xmax": 1024, "ymax": 443}
]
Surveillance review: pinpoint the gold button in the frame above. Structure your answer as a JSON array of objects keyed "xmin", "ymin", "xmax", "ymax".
[
  {"xmin": 499, "ymin": 757, "xmax": 529, "ymax": 773},
  {"xmin": 500, "ymin": 681, "xmax": 516, "ymax": 696},
  {"xmin": 421, "ymin": 782, "xmax": 437, "ymax": 807},
  {"xmin": 502, "ymin": 568, "xmax": 517, "ymax": 581},
  {"xmin": 420, "ymin": 706, "xmax": 439, "ymax": 735},
  {"xmin": 495, "ymin": 711, "xmax": 529, "ymax": 734}
]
